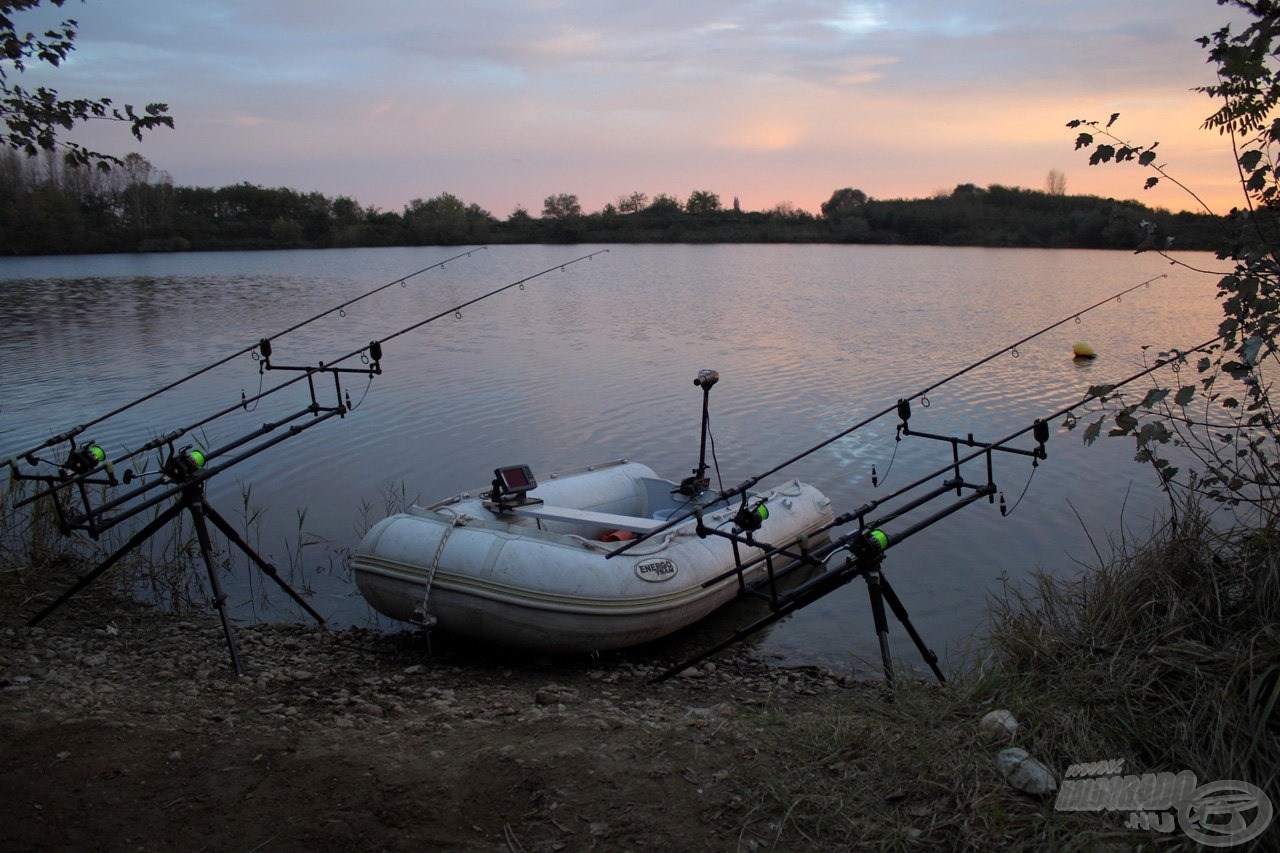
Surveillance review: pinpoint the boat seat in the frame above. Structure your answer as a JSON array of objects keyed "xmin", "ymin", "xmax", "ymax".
[{"xmin": 508, "ymin": 504, "xmax": 666, "ymax": 533}]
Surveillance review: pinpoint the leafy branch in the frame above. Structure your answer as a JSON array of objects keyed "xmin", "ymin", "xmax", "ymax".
[
  {"xmin": 1066, "ymin": 1, "xmax": 1280, "ymax": 522},
  {"xmin": 1, "ymin": 0, "xmax": 172, "ymax": 171},
  {"xmin": 1066, "ymin": 114, "xmax": 1217, "ymax": 217}
]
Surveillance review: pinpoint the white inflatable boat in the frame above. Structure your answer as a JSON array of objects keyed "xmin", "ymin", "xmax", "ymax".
[{"xmin": 352, "ymin": 459, "xmax": 834, "ymax": 651}]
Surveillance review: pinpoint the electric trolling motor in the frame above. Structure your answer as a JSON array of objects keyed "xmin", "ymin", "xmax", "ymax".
[{"xmin": 679, "ymin": 369, "xmax": 719, "ymax": 495}]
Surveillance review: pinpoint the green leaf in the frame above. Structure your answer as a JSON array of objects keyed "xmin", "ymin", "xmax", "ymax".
[
  {"xmin": 1140, "ymin": 388, "xmax": 1169, "ymax": 407},
  {"xmin": 1112, "ymin": 411, "xmax": 1139, "ymax": 434},
  {"xmin": 1087, "ymin": 383, "xmax": 1115, "ymax": 400},
  {"xmin": 1174, "ymin": 385, "xmax": 1196, "ymax": 406},
  {"xmin": 1083, "ymin": 418, "xmax": 1104, "ymax": 446},
  {"xmin": 1138, "ymin": 421, "xmax": 1171, "ymax": 445}
]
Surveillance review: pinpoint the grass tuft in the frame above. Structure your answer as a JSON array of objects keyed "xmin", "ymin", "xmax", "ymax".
[{"xmin": 737, "ymin": 499, "xmax": 1279, "ymax": 848}]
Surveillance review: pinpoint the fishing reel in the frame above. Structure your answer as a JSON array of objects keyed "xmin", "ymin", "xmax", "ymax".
[
  {"xmin": 24, "ymin": 440, "xmax": 117, "ymax": 485},
  {"xmin": 60, "ymin": 441, "xmax": 108, "ymax": 478},
  {"xmin": 733, "ymin": 496, "xmax": 769, "ymax": 533},
  {"xmin": 848, "ymin": 528, "xmax": 889, "ymax": 566},
  {"xmin": 161, "ymin": 444, "xmax": 209, "ymax": 483}
]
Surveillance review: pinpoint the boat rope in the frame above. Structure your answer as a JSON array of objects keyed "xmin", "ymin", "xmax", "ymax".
[
  {"xmin": 414, "ymin": 514, "xmax": 462, "ymax": 630},
  {"xmin": 580, "ymin": 531, "xmax": 678, "ymax": 554}
]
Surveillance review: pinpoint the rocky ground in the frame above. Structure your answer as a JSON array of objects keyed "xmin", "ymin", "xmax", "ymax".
[{"xmin": 1, "ymin": 575, "xmax": 877, "ymax": 851}]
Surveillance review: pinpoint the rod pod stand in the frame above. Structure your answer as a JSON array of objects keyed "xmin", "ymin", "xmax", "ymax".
[
  {"xmin": 652, "ymin": 528, "xmax": 944, "ymax": 687},
  {"xmin": 28, "ymin": 475, "xmax": 328, "ymax": 678},
  {"xmin": 849, "ymin": 531, "xmax": 944, "ymax": 690},
  {"xmin": 680, "ymin": 369, "xmax": 719, "ymax": 496}
]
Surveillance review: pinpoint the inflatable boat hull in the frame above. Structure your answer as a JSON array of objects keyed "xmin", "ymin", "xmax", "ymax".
[{"xmin": 352, "ymin": 460, "xmax": 834, "ymax": 652}]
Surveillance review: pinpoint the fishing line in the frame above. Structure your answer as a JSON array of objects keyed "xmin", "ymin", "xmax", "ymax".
[
  {"xmin": 12, "ymin": 250, "xmax": 609, "ymax": 510},
  {"xmin": 817, "ymin": 336, "xmax": 1223, "ymax": 544},
  {"xmin": 609, "ymin": 271, "xmax": 1169, "ymax": 557},
  {"xmin": 370, "ymin": 250, "xmax": 607, "ymax": 349},
  {"xmin": 998, "ymin": 464, "xmax": 1039, "ymax": 517},
  {"xmin": 2, "ymin": 246, "xmax": 487, "ymax": 471},
  {"xmin": 762, "ymin": 271, "xmax": 1169, "ymax": 492},
  {"xmin": 672, "ymin": 334, "xmax": 1224, "ymax": 589},
  {"xmin": 155, "ymin": 250, "xmax": 609, "ymax": 462}
]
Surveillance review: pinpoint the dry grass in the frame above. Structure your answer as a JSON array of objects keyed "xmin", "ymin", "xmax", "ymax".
[
  {"xmin": 735, "ymin": 502, "xmax": 1279, "ymax": 849},
  {"xmin": 984, "ymin": 506, "xmax": 1280, "ymax": 794},
  {"xmin": 5, "ymin": 471, "xmax": 1276, "ymax": 848}
]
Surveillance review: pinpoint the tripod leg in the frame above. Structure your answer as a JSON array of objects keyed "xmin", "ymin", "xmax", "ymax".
[
  {"xmin": 186, "ymin": 497, "xmax": 244, "ymax": 677},
  {"xmin": 199, "ymin": 498, "xmax": 328, "ymax": 628},
  {"xmin": 864, "ymin": 567, "xmax": 895, "ymax": 688},
  {"xmin": 29, "ymin": 502, "xmax": 184, "ymax": 626},
  {"xmin": 878, "ymin": 575, "xmax": 945, "ymax": 683}
]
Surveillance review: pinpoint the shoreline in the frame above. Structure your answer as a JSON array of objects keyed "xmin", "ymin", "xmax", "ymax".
[
  {"xmin": 3, "ymin": 564, "xmax": 1214, "ymax": 849},
  {"xmin": 1, "ymin": 576, "xmax": 873, "ymax": 850}
]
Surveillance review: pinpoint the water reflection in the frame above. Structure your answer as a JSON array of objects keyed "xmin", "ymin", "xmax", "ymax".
[{"xmin": 0, "ymin": 244, "xmax": 1223, "ymax": 672}]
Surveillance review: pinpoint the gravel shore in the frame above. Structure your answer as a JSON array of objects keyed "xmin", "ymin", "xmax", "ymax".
[{"xmin": 1, "ymin": 575, "xmax": 866, "ymax": 851}]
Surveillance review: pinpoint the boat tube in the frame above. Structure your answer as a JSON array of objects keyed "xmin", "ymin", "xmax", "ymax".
[{"xmin": 352, "ymin": 459, "xmax": 833, "ymax": 652}]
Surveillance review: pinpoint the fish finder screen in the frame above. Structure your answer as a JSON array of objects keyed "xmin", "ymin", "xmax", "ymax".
[{"xmin": 495, "ymin": 464, "xmax": 536, "ymax": 493}]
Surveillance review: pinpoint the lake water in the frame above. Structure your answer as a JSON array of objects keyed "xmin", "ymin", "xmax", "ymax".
[{"xmin": 0, "ymin": 244, "xmax": 1223, "ymax": 675}]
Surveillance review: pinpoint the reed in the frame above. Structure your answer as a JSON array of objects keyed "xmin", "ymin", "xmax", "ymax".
[
  {"xmin": 980, "ymin": 502, "xmax": 1280, "ymax": 794},
  {"xmin": 737, "ymin": 498, "xmax": 1279, "ymax": 848}
]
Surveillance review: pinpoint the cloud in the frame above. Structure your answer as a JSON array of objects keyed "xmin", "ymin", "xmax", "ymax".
[{"xmin": 7, "ymin": 0, "xmax": 1262, "ymax": 215}]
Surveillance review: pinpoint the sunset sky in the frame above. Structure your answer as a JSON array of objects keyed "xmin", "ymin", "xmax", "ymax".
[{"xmin": 20, "ymin": 0, "xmax": 1260, "ymax": 217}]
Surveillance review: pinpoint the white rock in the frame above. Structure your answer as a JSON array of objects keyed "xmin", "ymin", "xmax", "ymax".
[
  {"xmin": 996, "ymin": 747, "xmax": 1057, "ymax": 795},
  {"xmin": 979, "ymin": 709, "xmax": 1019, "ymax": 738}
]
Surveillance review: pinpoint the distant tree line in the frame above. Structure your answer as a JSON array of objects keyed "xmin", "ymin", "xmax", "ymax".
[{"xmin": 0, "ymin": 150, "xmax": 1225, "ymax": 256}]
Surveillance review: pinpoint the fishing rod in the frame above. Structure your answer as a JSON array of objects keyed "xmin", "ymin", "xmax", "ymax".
[
  {"xmin": 2, "ymin": 246, "xmax": 487, "ymax": 473},
  {"xmin": 608, "ymin": 271, "xmax": 1169, "ymax": 559},
  {"xmin": 20, "ymin": 248, "xmax": 612, "ymax": 676},
  {"xmin": 650, "ymin": 334, "xmax": 1223, "ymax": 684},
  {"xmin": 11, "ymin": 249, "xmax": 610, "ymax": 512},
  {"xmin": 18, "ymin": 247, "xmax": 614, "ymax": 531}
]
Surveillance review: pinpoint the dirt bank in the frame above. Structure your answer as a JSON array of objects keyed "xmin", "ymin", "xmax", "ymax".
[{"xmin": 1, "ymin": 570, "xmax": 883, "ymax": 851}]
